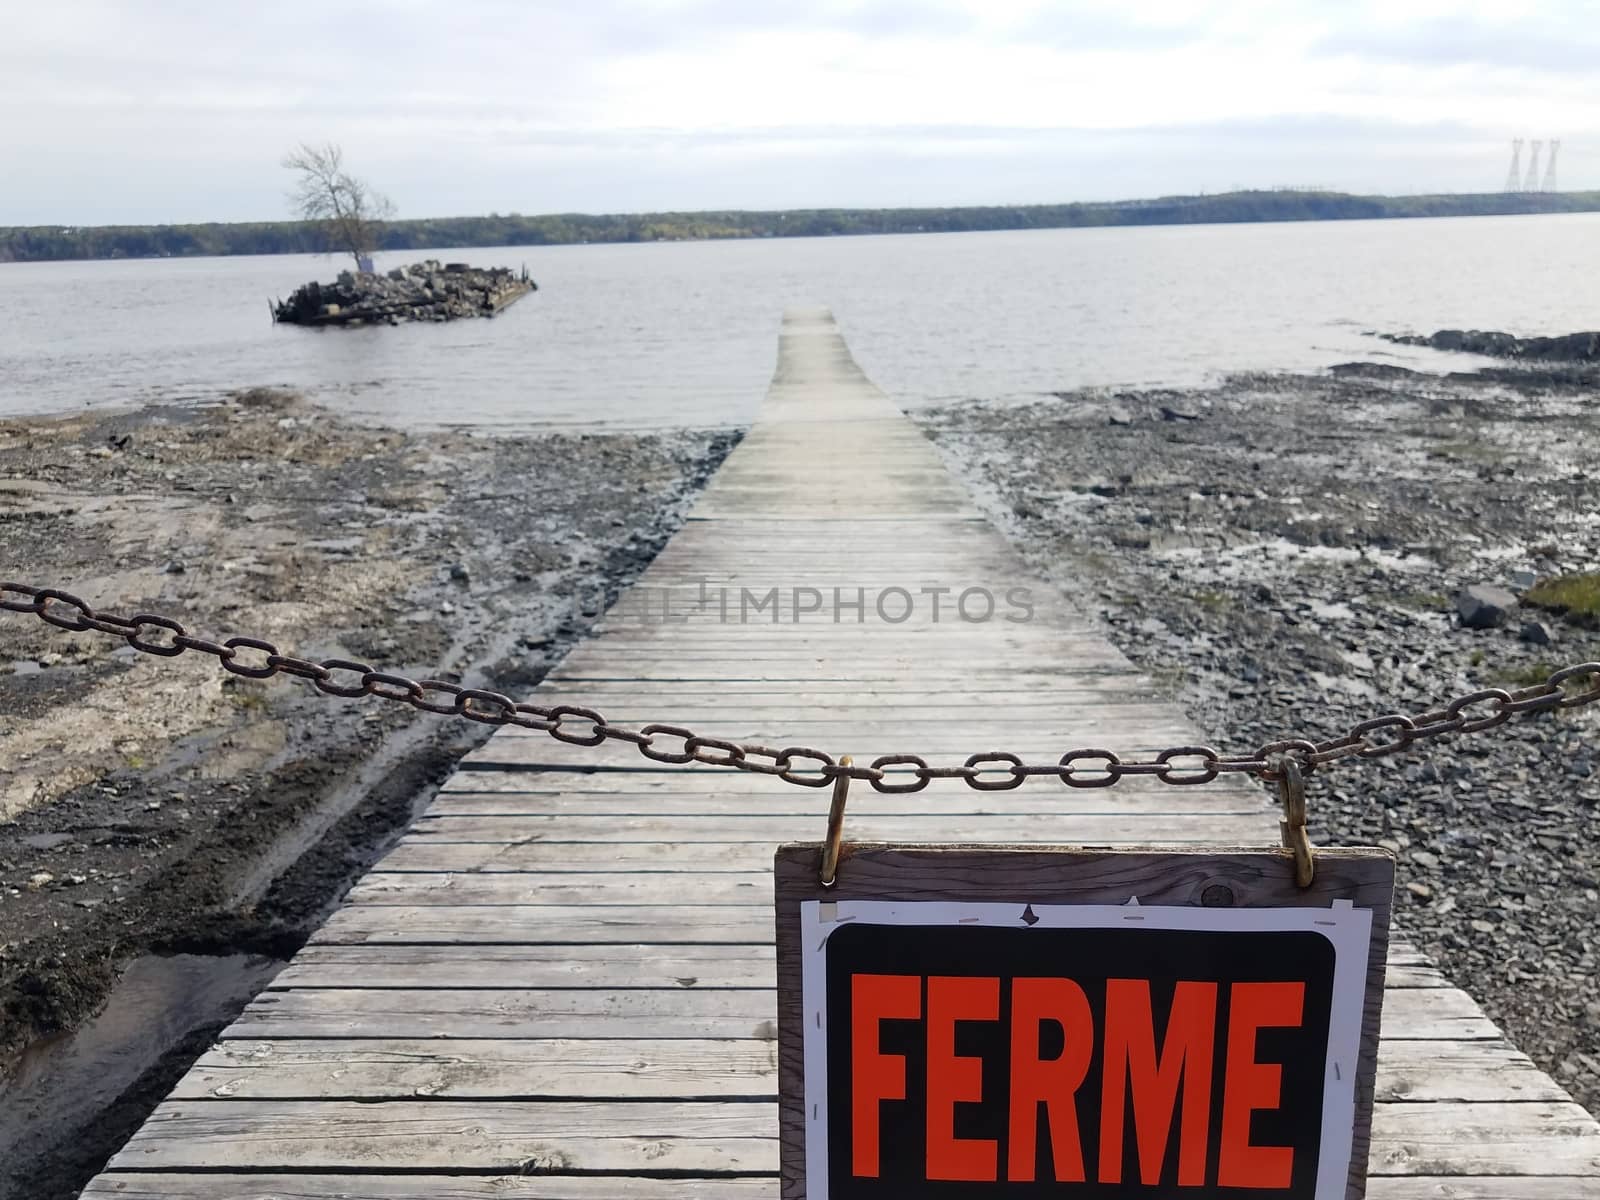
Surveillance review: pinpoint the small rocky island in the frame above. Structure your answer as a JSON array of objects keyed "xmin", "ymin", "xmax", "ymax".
[{"xmin": 272, "ymin": 259, "xmax": 536, "ymax": 327}]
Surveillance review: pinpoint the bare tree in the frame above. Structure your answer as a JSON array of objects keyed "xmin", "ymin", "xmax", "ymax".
[{"xmin": 283, "ymin": 142, "xmax": 395, "ymax": 270}]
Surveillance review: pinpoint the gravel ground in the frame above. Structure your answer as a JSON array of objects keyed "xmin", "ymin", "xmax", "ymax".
[
  {"xmin": 922, "ymin": 361, "xmax": 1600, "ymax": 1114},
  {"xmin": 0, "ymin": 390, "xmax": 736, "ymax": 1198}
]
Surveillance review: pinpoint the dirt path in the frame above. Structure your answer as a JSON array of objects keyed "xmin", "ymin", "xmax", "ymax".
[{"xmin": 0, "ymin": 391, "xmax": 737, "ymax": 1198}]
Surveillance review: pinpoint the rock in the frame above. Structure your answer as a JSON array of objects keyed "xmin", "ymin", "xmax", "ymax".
[
  {"xmin": 1328, "ymin": 361, "xmax": 1417, "ymax": 379},
  {"xmin": 1110, "ymin": 528, "xmax": 1152, "ymax": 550},
  {"xmin": 1510, "ymin": 569, "xmax": 1538, "ymax": 591},
  {"xmin": 447, "ymin": 562, "xmax": 471, "ymax": 584},
  {"xmin": 1160, "ymin": 404, "xmax": 1202, "ymax": 422},
  {"xmin": 1383, "ymin": 327, "xmax": 1600, "ymax": 362},
  {"xmin": 26, "ymin": 872, "xmax": 53, "ymax": 890},
  {"xmin": 1456, "ymin": 583, "xmax": 1516, "ymax": 629},
  {"xmin": 274, "ymin": 259, "xmax": 535, "ymax": 329},
  {"xmin": 1519, "ymin": 620, "xmax": 1554, "ymax": 646}
]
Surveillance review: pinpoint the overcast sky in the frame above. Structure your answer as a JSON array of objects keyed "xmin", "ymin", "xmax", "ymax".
[{"xmin": 3, "ymin": 0, "xmax": 1594, "ymax": 225}]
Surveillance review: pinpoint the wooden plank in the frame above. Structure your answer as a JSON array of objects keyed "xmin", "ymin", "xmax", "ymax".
[
  {"xmin": 464, "ymin": 736, "xmax": 1243, "ymax": 767},
  {"xmin": 169, "ymin": 1038, "xmax": 1565, "ymax": 1105},
  {"xmin": 440, "ymin": 766, "xmax": 1256, "ymax": 800},
  {"xmin": 374, "ymin": 840, "xmax": 783, "ymax": 874},
  {"xmin": 239, "ymin": 976, "xmax": 1490, "ymax": 1044},
  {"xmin": 1374, "ymin": 1041, "xmax": 1572, "ymax": 1103},
  {"xmin": 529, "ymin": 683, "xmax": 1155, "ymax": 700},
  {"xmin": 1379, "ymin": 989, "xmax": 1498, "ymax": 1041},
  {"xmin": 309, "ymin": 904, "xmax": 775, "ymax": 946},
  {"xmin": 109, "ymin": 1100, "xmax": 775, "ymax": 1173},
  {"xmin": 342, "ymin": 871, "xmax": 777, "ymax": 907},
  {"xmin": 236, "ymin": 985, "xmax": 1484, "ymax": 1043},
  {"xmin": 560, "ymin": 630, "xmax": 1134, "ymax": 647},
  {"xmin": 1367, "ymin": 1102, "xmax": 1600, "ymax": 1176},
  {"xmin": 272, "ymin": 941, "xmax": 1432, "ymax": 994},
  {"xmin": 226, "ymin": 987, "xmax": 776, "ymax": 1040},
  {"xmin": 423, "ymin": 788, "xmax": 1270, "ymax": 817},
  {"xmin": 116, "ymin": 1099, "xmax": 1600, "ymax": 1180},
  {"xmin": 1387, "ymin": 943, "xmax": 1430, "ymax": 967},
  {"xmin": 273, "ymin": 943, "xmax": 777, "ymax": 991},
  {"xmin": 1385, "ymin": 963, "xmax": 1450, "ymax": 988},
  {"xmin": 83, "ymin": 1178, "xmax": 777, "ymax": 1200},
  {"xmin": 405, "ymin": 812, "xmax": 1275, "ymax": 842},
  {"xmin": 532, "ymin": 661, "xmax": 1136, "ymax": 675},
  {"xmin": 1365, "ymin": 1181, "xmax": 1600, "ymax": 1199},
  {"xmin": 174, "ymin": 1039, "xmax": 777, "ymax": 1100}
]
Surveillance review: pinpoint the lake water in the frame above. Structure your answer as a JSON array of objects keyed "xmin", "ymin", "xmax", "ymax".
[{"xmin": 4, "ymin": 213, "xmax": 1600, "ymax": 432}]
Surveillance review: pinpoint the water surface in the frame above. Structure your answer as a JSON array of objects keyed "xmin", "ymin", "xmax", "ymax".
[{"xmin": 4, "ymin": 214, "xmax": 1598, "ymax": 431}]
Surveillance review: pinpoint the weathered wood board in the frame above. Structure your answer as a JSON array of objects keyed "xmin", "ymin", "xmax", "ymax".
[
  {"xmin": 773, "ymin": 845, "xmax": 1395, "ymax": 1198},
  {"xmin": 85, "ymin": 309, "xmax": 1600, "ymax": 1197}
]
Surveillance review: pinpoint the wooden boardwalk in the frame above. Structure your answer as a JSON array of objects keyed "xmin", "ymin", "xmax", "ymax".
[{"xmin": 86, "ymin": 309, "xmax": 1600, "ymax": 1197}]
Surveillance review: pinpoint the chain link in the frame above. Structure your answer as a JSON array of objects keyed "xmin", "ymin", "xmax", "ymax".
[{"xmin": 5, "ymin": 581, "xmax": 1598, "ymax": 793}]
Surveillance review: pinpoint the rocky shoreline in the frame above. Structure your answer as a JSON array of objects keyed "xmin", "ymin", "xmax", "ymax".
[
  {"xmin": 923, "ymin": 362, "xmax": 1600, "ymax": 1116},
  {"xmin": 1383, "ymin": 326, "xmax": 1600, "ymax": 362},
  {"xmin": 272, "ymin": 259, "xmax": 535, "ymax": 326},
  {"xmin": 0, "ymin": 393, "xmax": 735, "ymax": 1198}
]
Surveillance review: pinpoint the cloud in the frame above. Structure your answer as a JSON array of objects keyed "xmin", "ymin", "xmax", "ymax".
[
  {"xmin": 1, "ymin": 0, "xmax": 1596, "ymax": 223},
  {"xmin": 1312, "ymin": 11, "xmax": 1600, "ymax": 74}
]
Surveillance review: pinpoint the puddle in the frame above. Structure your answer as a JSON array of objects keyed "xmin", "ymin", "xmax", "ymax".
[{"xmin": 0, "ymin": 953, "xmax": 284, "ymax": 1188}]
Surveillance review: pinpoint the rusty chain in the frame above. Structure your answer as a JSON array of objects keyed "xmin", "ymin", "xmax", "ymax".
[{"xmin": 5, "ymin": 581, "xmax": 1599, "ymax": 794}]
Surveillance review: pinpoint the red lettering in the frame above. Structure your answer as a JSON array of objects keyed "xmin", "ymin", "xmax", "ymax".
[
  {"xmin": 1099, "ymin": 979, "xmax": 1218, "ymax": 1186},
  {"xmin": 925, "ymin": 975, "xmax": 1000, "ymax": 1181},
  {"xmin": 1007, "ymin": 977, "xmax": 1093, "ymax": 1182},
  {"xmin": 851, "ymin": 973, "xmax": 920, "ymax": 1178},
  {"xmin": 848, "ymin": 970, "xmax": 1308, "ymax": 1188},
  {"xmin": 1218, "ymin": 981, "xmax": 1304, "ymax": 1188}
]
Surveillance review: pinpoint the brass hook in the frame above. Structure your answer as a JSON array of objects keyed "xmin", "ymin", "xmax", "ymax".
[
  {"xmin": 820, "ymin": 755, "xmax": 851, "ymax": 888},
  {"xmin": 1277, "ymin": 757, "xmax": 1315, "ymax": 888}
]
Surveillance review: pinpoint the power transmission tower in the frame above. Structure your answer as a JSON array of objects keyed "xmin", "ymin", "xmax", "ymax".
[
  {"xmin": 1506, "ymin": 138, "xmax": 1524, "ymax": 191},
  {"xmin": 1543, "ymin": 140, "xmax": 1560, "ymax": 192},
  {"xmin": 1525, "ymin": 140, "xmax": 1544, "ymax": 192}
]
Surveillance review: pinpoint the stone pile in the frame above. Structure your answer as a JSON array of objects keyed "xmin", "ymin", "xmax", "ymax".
[{"xmin": 272, "ymin": 259, "xmax": 535, "ymax": 327}]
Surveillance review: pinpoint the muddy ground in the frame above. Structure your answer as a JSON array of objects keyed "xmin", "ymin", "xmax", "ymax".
[
  {"xmin": 0, "ymin": 391, "xmax": 736, "ymax": 1199},
  {"xmin": 923, "ymin": 358, "xmax": 1600, "ymax": 1116}
]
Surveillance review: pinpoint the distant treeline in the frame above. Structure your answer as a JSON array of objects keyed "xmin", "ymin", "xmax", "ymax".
[{"xmin": 5, "ymin": 189, "xmax": 1599, "ymax": 263}]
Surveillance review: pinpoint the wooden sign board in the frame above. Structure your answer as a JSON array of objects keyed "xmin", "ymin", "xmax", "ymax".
[{"xmin": 775, "ymin": 845, "xmax": 1394, "ymax": 1200}]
